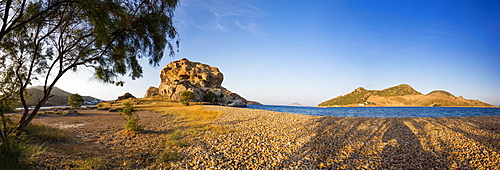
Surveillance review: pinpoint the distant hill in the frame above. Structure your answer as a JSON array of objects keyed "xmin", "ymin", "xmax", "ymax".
[
  {"xmin": 247, "ymin": 100, "xmax": 263, "ymax": 105},
  {"xmin": 319, "ymin": 84, "xmax": 492, "ymax": 107},
  {"xmin": 288, "ymin": 102, "xmax": 303, "ymax": 106},
  {"xmin": 25, "ymin": 86, "xmax": 103, "ymax": 106}
]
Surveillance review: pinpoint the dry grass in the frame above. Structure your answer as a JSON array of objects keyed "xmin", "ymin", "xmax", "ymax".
[{"xmin": 115, "ymin": 97, "xmax": 227, "ymax": 163}]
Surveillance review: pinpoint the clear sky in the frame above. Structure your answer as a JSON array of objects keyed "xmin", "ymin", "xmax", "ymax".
[{"xmin": 50, "ymin": 0, "xmax": 500, "ymax": 106}]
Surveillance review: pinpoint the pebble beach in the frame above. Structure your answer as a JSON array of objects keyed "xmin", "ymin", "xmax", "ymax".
[
  {"xmin": 171, "ymin": 106, "xmax": 500, "ymax": 169},
  {"xmin": 29, "ymin": 106, "xmax": 500, "ymax": 169}
]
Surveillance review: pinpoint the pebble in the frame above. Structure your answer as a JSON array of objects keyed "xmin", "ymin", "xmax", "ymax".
[
  {"xmin": 29, "ymin": 106, "xmax": 500, "ymax": 169},
  {"xmin": 165, "ymin": 106, "xmax": 500, "ymax": 169}
]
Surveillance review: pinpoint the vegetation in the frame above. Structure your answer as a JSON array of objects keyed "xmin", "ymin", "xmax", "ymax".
[
  {"xmin": 79, "ymin": 157, "xmax": 107, "ymax": 169},
  {"xmin": 204, "ymin": 90, "xmax": 216, "ymax": 103},
  {"xmin": 0, "ymin": 0, "xmax": 179, "ymax": 146},
  {"xmin": 180, "ymin": 91, "xmax": 196, "ymax": 105},
  {"xmin": 375, "ymin": 84, "xmax": 422, "ymax": 96},
  {"xmin": 427, "ymin": 90, "xmax": 455, "ymax": 97},
  {"xmin": 1, "ymin": 123, "xmax": 73, "ymax": 169},
  {"xmin": 319, "ymin": 91, "xmax": 371, "ymax": 106},
  {"xmin": 68, "ymin": 93, "xmax": 84, "ymax": 108},
  {"xmin": 121, "ymin": 100, "xmax": 143, "ymax": 132}
]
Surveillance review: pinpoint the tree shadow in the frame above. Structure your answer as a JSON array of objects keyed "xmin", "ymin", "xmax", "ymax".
[
  {"xmin": 289, "ymin": 116, "xmax": 388, "ymax": 169},
  {"xmin": 380, "ymin": 118, "xmax": 443, "ymax": 169},
  {"xmin": 432, "ymin": 116, "xmax": 500, "ymax": 151}
]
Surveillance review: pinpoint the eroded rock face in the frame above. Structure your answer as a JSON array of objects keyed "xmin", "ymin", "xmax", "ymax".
[
  {"xmin": 153, "ymin": 58, "xmax": 246, "ymax": 106},
  {"xmin": 144, "ymin": 86, "xmax": 160, "ymax": 98}
]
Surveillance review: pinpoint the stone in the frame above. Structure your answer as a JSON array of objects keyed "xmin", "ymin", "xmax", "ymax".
[
  {"xmin": 117, "ymin": 92, "xmax": 136, "ymax": 101},
  {"xmin": 144, "ymin": 86, "xmax": 160, "ymax": 98},
  {"xmin": 155, "ymin": 58, "xmax": 247, "ymax": 106}
]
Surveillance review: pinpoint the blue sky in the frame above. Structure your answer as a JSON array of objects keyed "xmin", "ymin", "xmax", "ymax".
[{"xmin": 53, "ymin": 0, "xmax": 500, "ymax": 106}]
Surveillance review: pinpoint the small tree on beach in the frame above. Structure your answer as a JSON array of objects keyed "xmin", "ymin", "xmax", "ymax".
[
  {"xmin": 180, "ymin": 91, "xmax": 195, "ymax": 105},
  {"xmin": 121, "ymin": 100, "xmax": 143, "ymax": 132},
  {"xmin": 68, "ymin": 93, "xmax": 84, "ymax": 109}
]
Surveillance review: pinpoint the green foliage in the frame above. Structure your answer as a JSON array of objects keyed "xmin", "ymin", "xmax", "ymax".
[
  {"xmin": 159, "ymin": 148, "xmax": 180, "ymax": 162},
  {"xmin": 165, "ymin": 130, "xmax": 190, "ymax": 147},
  {"xmin": 121, "ymin": 100, "xmax": 143, "ymax": 132},
  {"xmin": 0, "ymin": 0, "xmax": 180, "ymax": 135},
  {"xmin": 121, "ymin": 100, "xmax": 135, "ymax": 116},
  {"xmin": 1, "ymin": 123, "xmax": 72, "ymax": 169},
  {"xmin": 180, "ymin": 91, "xmax": 196, "ymax": 102},
  {"xmin": 375, "ymin": 84, "xmax": 422, "ymax": 97},
  {"xmin": 427, "ymin": 90, "xmax": 455, "ymax": 97},
  {"xmin": 79, "ymin": 157, "xmax": 107, "ymax": 169},
  {"xmin": 24, "ymin": 124, "xmax": 74, "ymax": 143},
  {"xmin": 204, "ymin": 90, "xmax": 216, "ymax": 103},
  {"xmin": 0, "ymin": 135, "xmax": 28, "ymax": 169},
  {"xmin": 68, "ymin": 93, "xmax": 84, "ymax": 108},
  {"xmin": 319, "ymin": 91, "xmax": 371, "ymax": 106}
]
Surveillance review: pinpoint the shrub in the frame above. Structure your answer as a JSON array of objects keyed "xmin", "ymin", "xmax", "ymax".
[
  {"xmin": 180, "ymin": 91, "xmax": 195, "ymax": 103},
  {"xmin": 68, "ymin": 93, "xmax": 84, "ymax": 108},
  {"xmin": 79, "ymin": 157, "xmax": 107, "ymax": 169},
  {"xmin": 204, "ymin": 91, "xmax": 215, "ymax": 103},
  {"xmin": 121, "ymin": 100, "xmax": 143, "ymax": 132},
  {"xmin": 159, "ymin": 148, "xmax": 179, "ymax": 162}
]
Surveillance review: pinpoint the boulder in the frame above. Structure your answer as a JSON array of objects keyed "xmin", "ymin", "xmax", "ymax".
[
  {"xmin": 155, "ymin": 58, "xmax": 247, "ymax": 106},
  {"xmin": 117, "ymin": 92, "xmax": 136, "ymax": 101},
  {"xmin": 144, "ymin": 86, "xmax": 160, "ymax": 98}
]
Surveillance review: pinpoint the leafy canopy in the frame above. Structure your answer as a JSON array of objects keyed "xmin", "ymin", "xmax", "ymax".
[{"xmin": 68, "ymin": 93, "xmax": 84, "ymax": 108}]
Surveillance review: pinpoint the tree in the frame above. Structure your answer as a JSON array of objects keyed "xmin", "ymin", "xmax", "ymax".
[
  {"xmin": 204, "ymin": 90, "xmax": 215, "ymax": 103},
  {"xmin": 0, "ymin": 0, "xmax": 179, "ymax": 137},
  {"xmin": 180, "ymin": 91, "xmax": 195, "ymax": 105},
  {"xmin": 121, "ymin": 100, "xmax": 142, "ymax": 132},
  {"xmin": 67, "ymin": 93, "xmax": 83, "ymax": 108},
  {"xmin": 0, "ymin": 66, "xmax": 20, "ymax": 139}
]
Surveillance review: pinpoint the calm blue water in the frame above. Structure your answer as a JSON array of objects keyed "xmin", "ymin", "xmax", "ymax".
[{"xmin": 246, "ymin": 105, "xmax": 500, "ymax": 118}]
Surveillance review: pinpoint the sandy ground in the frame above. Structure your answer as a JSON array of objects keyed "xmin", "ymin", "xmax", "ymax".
[{"xmin": 29, "ymin": 106, "xmax": 500, "ymax": 169}]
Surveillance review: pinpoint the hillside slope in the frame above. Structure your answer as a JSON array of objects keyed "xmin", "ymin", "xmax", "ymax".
[
  {"xmin": 319, "ymin": 84, "xmax": 492, "ymax": 107},
  {"xmin": 25, "ymin": 86, "xmax": 103, "ymax": 106}
]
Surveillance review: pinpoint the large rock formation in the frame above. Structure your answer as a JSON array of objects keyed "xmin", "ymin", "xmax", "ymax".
[
  {"xmin": 144, "ymin": 86, "xmax": 160, "ymax": 98},
  {"xmin": 149, "ymin": 58, "xmax": 247, "ymax": 107}
]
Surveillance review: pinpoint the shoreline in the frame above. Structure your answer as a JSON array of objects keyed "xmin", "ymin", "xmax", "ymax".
[
  {"xmin": 169, "ymin": 106, "xmax": 500, "ymax": 169},
  {"xmin": 27, "ymin": 105, "xmax": 500, "ymax": 169}
]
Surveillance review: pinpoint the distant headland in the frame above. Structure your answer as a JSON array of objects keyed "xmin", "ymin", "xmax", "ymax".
[{"xmin": 319, "ymin": 84, "xmax": 493, "ymax": 107}]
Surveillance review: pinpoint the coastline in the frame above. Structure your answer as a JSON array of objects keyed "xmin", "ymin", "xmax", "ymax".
[
  {"xmin": 28, "ymin": 105, "xmax": 499, "ymax": 169},
  {"xmin": 168, "ymin": 106, "xmax": 499, "ymax": 169}
]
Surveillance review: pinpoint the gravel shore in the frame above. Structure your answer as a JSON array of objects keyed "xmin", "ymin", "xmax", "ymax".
[
  {"xmin": 29, "ymin": 106, "xmax": 500, "ymax": 169},
  {"xmin": 170, "ymin": 106, "xmax": 500, "ymax": 169}
]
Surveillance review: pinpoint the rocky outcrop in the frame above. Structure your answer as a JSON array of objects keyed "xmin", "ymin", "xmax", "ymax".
[
  {"xmin": 144, "ymin": 86, "xmax": 160, "ymax": 98},
  {"xmin": 117, "ymin": 92, "xmax": 136, "ymax": 101},
  {"xmin": 149, "ymin": 58, "xmax": 247, "ymax": 107}
]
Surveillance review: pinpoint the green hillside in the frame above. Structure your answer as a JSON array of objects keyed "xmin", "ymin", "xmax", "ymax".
[
  {"xmin": 319, "ymin": 84, "xmax": 420, "ymax": 106},
  {"xmin": 375, "ymin": 84, "xmax": 422, "ymax": 96}
]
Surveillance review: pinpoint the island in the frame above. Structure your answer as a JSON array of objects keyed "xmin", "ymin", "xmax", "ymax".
[{"xmin": 319, "ymin": 84, "xmax": 493, "ymax": 107}]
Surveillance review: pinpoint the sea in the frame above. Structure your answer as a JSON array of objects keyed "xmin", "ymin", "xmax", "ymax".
[{"xmin": 246, "ymin": 105, "xmax": 500, "ymax": 118}]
